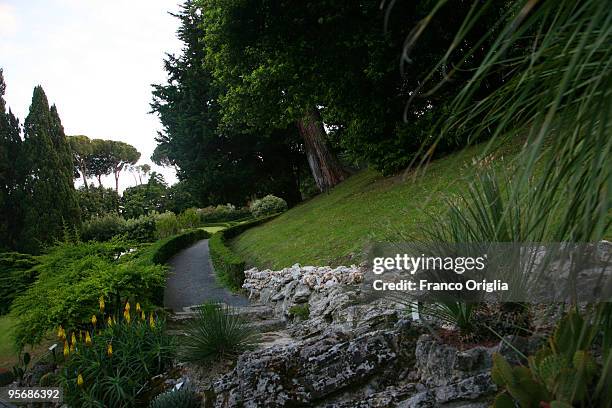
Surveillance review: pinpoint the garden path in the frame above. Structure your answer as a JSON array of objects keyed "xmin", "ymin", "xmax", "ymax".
[{"xmin": 164, "ymin": 239, "xmax": 249, "ymax": 312}]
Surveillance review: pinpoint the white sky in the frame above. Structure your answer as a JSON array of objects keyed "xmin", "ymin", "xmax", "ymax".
[{"xmin": 0, "ymin": 0, "xmax": 182, "ymax": 192}]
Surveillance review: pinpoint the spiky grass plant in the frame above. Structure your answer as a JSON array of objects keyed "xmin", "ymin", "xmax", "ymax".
[{"xmin": 180, "ymin": 303, "xmax": 259, "ymax": 364}]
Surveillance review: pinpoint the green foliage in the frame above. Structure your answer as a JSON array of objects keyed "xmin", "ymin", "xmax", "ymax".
[
  {"xmin": 177, "ymin": 207, "xmax": 200, "ymax": 229},
  {"xmin": 181, "ymin": 303, "xmax": 258, "ymax": 363},
  {"xmin": 0, "ymin": 252, "xmax": 38, "ymax": 315},
  {"xmin": 19, "ymin": 86, "xmax": 81, "ymax": 253},
  {"xmin": 491, "ymin": 307, "xmax": 611, "ymax": 407},
  {"xmin": 123, "ymin": 215, "xmax": 156, "ymax": 243},
  {"xmin": 150, "ymin": 229, "xmax": 210, "ymax": 265},
  {"xmin": 198, "ymin": 204, "xmax": 251, "ymax": 223},
  {"xmin": 80, "ymin": 213, "xmax": 127, "ymax": 242},
  {"xmin": 76, "ymin": 185, "xmax": 120, "ymax": 220},
  {"xmin": 210, "ymin": 216, "xmax": 278, "ymax": 290},
  {"xmin": 60, "ymin": 311, "xmax": 174, "ymax": 408},
  {"xmin": 154, "ymin": 212, "xmax": 180, "ymax": 239},
  {"xmin": 0, "ymin": 69, "xmax": 24, "ymax": 252},
  {"xmin": 288, "ymin": 304, "xmax": 309, "ymax": 320},
  {"xmin": 249, "ymin": 195, "xmax": 287, "ymax": 218},
  {"xmin": 149, "ymin": 388, "xmax": 201, "ymax": 408},
  {"xmin": 208, "ymin": 233, "xmax": 244, "ymax": 291},
  {"xmin": 151, "ymin": 1, "xmax": 306, "ymax": 206},
  {"xmin": 10, "ymin": 240, "xmax": 166, "ymax": 347},
  {"xmin": 122, "ymin": 172, "xmax": 169, "ymax": 218}
]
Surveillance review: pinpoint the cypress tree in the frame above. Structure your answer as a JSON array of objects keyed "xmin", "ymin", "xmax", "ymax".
[
  {"xmin": 19, "ymin": 86, "xmax": 80, "ymax": 252},
  {"xmin": 0, "ymin": 69, "xmax": 23, "ymax": 250}
]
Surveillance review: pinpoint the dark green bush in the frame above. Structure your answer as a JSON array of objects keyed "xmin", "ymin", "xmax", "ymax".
[
  {"xmin": 10, "ymin": 239, "xmax": 166, "ymax": 347},
  {"xmin": 0, "ymin": 252, "xmax": 39, "ymax": 315},
  {"xmin": 209, "ymin": 216, "xmax": 279, "ymax": 290},
  {"xmin": 60, "ymin": 310, "xmax": 174, "ymax": 408},
  {"xmin": 181, "ymin": 303, "xmax": 258, "ymax": 363},
  {"xmin": 149, "ymin": 388, "xmax": 201, "ymax": 408},
  {"xmin": 80, "ymin": 213, "xmax": 127, "ymax": 242},
  {"xmin": 124, "ymin": 215, "xmax": 156, "ymax": 243},
  {"xmin": 150, "ymin": 229, "xmax": 211, "ymax": 265}
]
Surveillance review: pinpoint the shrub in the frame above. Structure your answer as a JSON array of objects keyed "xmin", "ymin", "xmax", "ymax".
[
  {"xmin": 80, "ymin": 213, "xmax": 126, "ymax": 242},
  {"xmin": 60, "ymin": 303, "xmax": 174, "ymax": 408},
  {"xmin": 181, "ymin": 303, "xmax": 258, "ymax": 363},
  {"xmin": 249, "ymin": 195, "xmax": 287, "ymax": 218},
  {"xmin": 10, "ymin": 240, "xmax": 166, "ymax": 347},
  {"xmin": 124, "ymin": 215, "xmax": 156, "ymax": 243},
  {"xmin": 149, "ymin": 388, "xmax": 201, "ymax": 408},
  {"xmin": 154, "ymin": 212, "xmax": 180, "ymax": 239},
  {"xmin": 288, "ymin": 304, "xmax": 309, "ymax": 320},
  {"xmin": 209, "ymin": 232, "xmax": 245, "ymax": 291},
  {"xmin": 197, "ymin": 204, "xmax": 251, "ymax": 223},
  {"xmin": 151, "ymin": 229, "xmax": 211, "ymax": 265},
  {"xmin": 177, "ymin": 207, "xmax": 200, "ymax": 230},
  {"xmin": 209, "ymin": 216, "xmax": 280, "ymax": 290},
  {"xmin": 0, "ymin": 252, "xmax": 38, "ymax": 315}
]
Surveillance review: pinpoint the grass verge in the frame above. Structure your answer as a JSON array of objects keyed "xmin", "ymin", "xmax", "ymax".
[{"xmin": 232, "ymin": 142, "xmax": 517, "ymax": 269}]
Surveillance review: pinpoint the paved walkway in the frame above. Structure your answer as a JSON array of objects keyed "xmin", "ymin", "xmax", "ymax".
[{"xmin": 164, "ymin": 239, "xmax": 249, "ymax": 312}]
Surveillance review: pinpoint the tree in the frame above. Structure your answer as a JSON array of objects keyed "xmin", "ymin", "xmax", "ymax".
[
  {"xmin": 0, "ymin": 69, "xmax": 24, "ymax": 250},
  {"xmin": 88, "ymin": 138, "xmax": 114, "ymax": 187},
  {"xmin": 107, "ymin": 141, "xmax": 140, "ymax": 192},
  {"xmin": 151, "ymin": 1, "xmax": 305, "ymax": 205},
  {"xmin": 121, "ymin": 171, "xmax": 169, "ymax": 218},
  {"xmin": 76, "ymin": 185, "xmax": 120, "ymax": 220},
  {"xmin": 19, "ymin": 86, "xmax": 80, "ymax": 252},
  {"xmin": 130, "ymin": 163, "xmax": 151, "ymax": 185},
  {"xmin": 67, "ymin": 135, "xmax": 93, "ymax": 190}
]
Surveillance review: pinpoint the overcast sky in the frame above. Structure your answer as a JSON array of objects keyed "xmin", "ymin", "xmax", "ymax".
[{"xmin": 0, "ymin": 0, "xmax": 182, "ymax": 192}]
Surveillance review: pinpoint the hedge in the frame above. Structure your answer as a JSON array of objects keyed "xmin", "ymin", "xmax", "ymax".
[
  {"xmin": 209, "ymin": 215, "xmax": 278, "ymax": 291},
  {"xmin": 150, "ymin": 229, "xmax": 211, "ymax": 265}
]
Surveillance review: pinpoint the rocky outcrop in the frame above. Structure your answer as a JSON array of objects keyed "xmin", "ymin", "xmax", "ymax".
[{"xmin": 210, "ymin": 328, "xmax": 405, "ymax": 407}]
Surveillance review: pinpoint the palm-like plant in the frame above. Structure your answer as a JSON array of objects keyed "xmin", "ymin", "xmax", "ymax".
[{"xmin": 180, "ymin": 303, "xmax": 259, "ymax": 363}]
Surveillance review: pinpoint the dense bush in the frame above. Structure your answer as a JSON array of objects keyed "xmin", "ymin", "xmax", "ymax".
[
  {"xmin": 60, "ymin": 305, "xmax": 174, "ymax": 408},
  {"xmin": 0, "ymin": 252, "xmax": 39, "ymax": 315},
  {"xmin": 150, "ymin": 229, "xmax": 211, "ymax": 265},
  {"xmin": 209, "ymin": 216, "xmax": 278, "ymax": 290},
  {"xmin": 177, "ymin": 207, "xmax": 200, "ymax": 229},
  {"xmin": 197, "ymin": 204, "xmax": 251, "ymax": 223},
  {"xmin": 249, "ymin": 195, "xmax": 287, "ymax": 218},
  {"xmin": 124, "ymin": 214, "xmax": 157, "ymax": 243},
  {"xmin": 181, "ymin": 303, "xmax": 258, "ymax": 363},
  {"xmin": 149, "ymin": 388, "xmax": 201, "ymax": 408},
  {"xmin": 80, "ymin": 213, "xmax": 126, "ymax": 242},
  {"xmin": 154, "ymin": 211, "xmax": 181, "ymax": 239},
  {"xmin": 10, "ymin": 240, "xmax": 166, "ymax": 347}
]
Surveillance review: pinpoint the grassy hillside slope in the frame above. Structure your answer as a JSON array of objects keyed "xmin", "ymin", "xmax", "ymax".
[{"xmin": 233, "ymin": 142, "xmax": 514, "ymax": 269}]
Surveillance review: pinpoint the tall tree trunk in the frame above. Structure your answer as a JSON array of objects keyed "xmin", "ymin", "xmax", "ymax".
[
  {"xmin": 79, "ymin": 159, "xmax": 89, "ymax": 191},
  {"xmin": 296, "ymin": 109, "xmax": 348, "ymax": 192}
]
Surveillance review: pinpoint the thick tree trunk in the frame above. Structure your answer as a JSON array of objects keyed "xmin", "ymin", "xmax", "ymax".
[{"xmin": 297, "ymin": 109, "xmax": 348, "ymax": 192}]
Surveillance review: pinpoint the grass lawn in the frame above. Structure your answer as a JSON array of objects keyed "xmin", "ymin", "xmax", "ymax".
[
  {"xmin": 200, "ymin": 226, "xmax": 226, "ymax": 234},
  {"xmin": 233, "ymin": 142, "xmax": 516, "ymax": 269}
]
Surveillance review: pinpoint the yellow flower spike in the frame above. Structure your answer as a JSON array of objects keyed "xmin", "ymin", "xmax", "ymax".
[
  {"xmin": 71, "ymin": 332, "xmax": 77, "ymax": 345},
  {"xmin": 124, "ymin": 301, "xmax": 130, "ymax": 312},
  {"xmin": 107, "ymin": 316, "xmax": 113, "ymax": 326},
  {"xmin": 57, "ymin": 326, "xmax": 65, "ymax": 341},
  {"xmin": 77, "ymin": 373, "xmax": 84, "ymax": 387},
  {"xmin": 69, "ymin": 341, "xmax": 75, "ymax": 353},
  {"xmin": 85, "ymin": 331, "xmax": 92, "ymax": 346},
  {"xmin": 141, "ymin": 310, "xmax": 146, "ymax": 321},
  {"xmin": 63, "ymin": 341, "xmax": 69, "ymax": 358},
  {"xmin": 91, "ymin": 315, "xmax": 97, "ymax": 327},
  {"xmin": 99, "ymin": 296, "xmax": 105, "ymax": 313},
  {"xmin": 124, "ymin": 309, "xmax": 131, "ymax": 324},
  {"xmin": 107, "ymin": 343, "xmax": 113, "ymax": 357},
  {"xmin": 136, "ymin": 302, "xmax": 141, "ymax": 313},
  {"xmin": 149, "ymin": 313, "xmax": 155, "ymax": 328}
]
